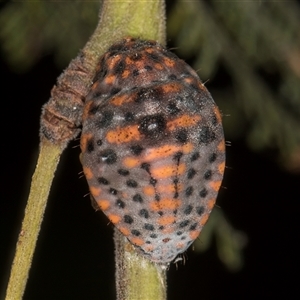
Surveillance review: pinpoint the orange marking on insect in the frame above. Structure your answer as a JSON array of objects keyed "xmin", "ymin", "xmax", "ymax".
[
  {"xmin": 200, "ymin": 214, "xmax": 209, "ymax": 226},
  {"xmin": 143, "ymin": 186, "xmax": 155, "ymax": 196},
  {"xmin": 131, "ymin": 237, "xmax": 144, "ymax": 246},
  {"xmin": 108, "ymin": 214, "xmax": 121, "ymax": 224},
  {"xmin": 162, "ymin": 227, "xmax": 174, "ymax": 234},
  {"xmin": 209, "ymin": 180, "xmax": 222, "ymax": 192},
  {"xmin": 182, "ymin": 142, "xmax": 194, "ymax": 153},
  {"xmin": 218, "ymin": 161, "xmax": 225, "ymax": 174},
  {"xmin": 110, "ymin": 94, "xmax": 132, "ymax": 106},
  {"xmin": 161, "ymin": 82, "xmax": 182, "ymax": 94},
  {"xmin": 218, "ymin": 140, "xmax": 225, "ymax": 151},
  {"xmin": 104, "ymin": 74, "xmax": 116, "ymax": 85},
  {"xmin": 145, "ymin": 245, "xmax": 154, "ymax": 252},
  {"xmin": 89, "ymin": 186, "xmax": 102, "ymax": 197},
  {"xmin": 108, "ymin": 55, "xmax": 121, "ymax": 69},
  {"xmin": 167, "ymin": 114, "xmax": 201, "ymax": 131},
  {"xmin": 125, "ymin": 56, "xmax": 134, "ymax": 65},
  {"xmin": 119, "ymin": 227, "xmax": 130, "ymax": 236},
  {"xmin": 207, "ymin": 198, "xmax": 216, "ymax": 210},
  {"xmin": 162, "ymin": 57, "xmax": 175, "ymax": 68},
  {"xmin": 176, "ymin": 242, "xmax": 185, "ymax": 249},
  {"xmin": 183, "ymin": 77, "xmax": 194, "ymax": 85},
  {"xmin": 83, "ymin": 166, "xmax": 93, "ymax": 180},
  {"xmin": 122, "ymin": 70, "xmax": 130, "ymax": 79},
  {"xmin": 123, "ymin": 157, "xmax": 140, "ymax": 168},
  {"xmin": 150, "ymin": 199, "xmax": 182, "ymax": 211},
  {"xmin": 145, "ymin": 144, "xmax": 183, "ymax": 161},
  {"xmin": 151, "ymin": 163, "xmax": 186, "ymax": 178},
  {"xmin": 80, "ymin": 133, "xmax": 93, "ymax": 153},
  {"xmin": 154, "ymin": 63, "xmax": 163, "ymax": 70},
  {"xmin": 82, "ymin": 102, "xmax": 93, "ymax": 121},
  {"xmin": 158, "ymin": 216, "xmax": 176, "ymax": 226},
  {"xmin": 106, "ymin": 125, "xmax": 141, "ymax": 144},
  {"xmin": 213, "ymin": 106, "xmax": 222, "ymax": 124},
  {"xmin": 189, "ymin": 230, "xmax": 200, "ymax": 240},
  {"xmin": 97, "ymin": 200, "xmax": 110, "ymax": 211}
]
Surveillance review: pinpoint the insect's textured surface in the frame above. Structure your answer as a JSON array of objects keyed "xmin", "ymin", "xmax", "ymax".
[{"xmin": 80, "ymin": 37, "xmax": 225, "ymax": 264}]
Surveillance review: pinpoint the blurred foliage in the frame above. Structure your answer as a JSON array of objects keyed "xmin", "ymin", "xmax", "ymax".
[
  {"xmin": 194, "ymin": 209, "xmax": 248, "ymax": 272},
  {"xmin": 0, "ymin": 1, "xmax": 99, "ymax": 71},
  {"xmin": 1, "ymin": 0, "xmax": 299, "ymax": 272}
]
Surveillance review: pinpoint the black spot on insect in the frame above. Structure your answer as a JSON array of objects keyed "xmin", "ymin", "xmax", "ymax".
[
  {"xmin": 97, "ymin": 177, "xmax": 109, "ymax": 185},
  {"xmin": 144, "ymin": 224, "xmax": 154, "ymax": 231},
  {"xmin": 144, "ymin": 65, "xmax": 153, "ymax": 71},
  {"xmin": 196, "ymin": 206, "xmax": 205, "ymax": 216},
  {"xmin": 124, "ymin": 112, "xmax": 134, "ymax": 122},
  {"xmin": 199, "ymin": 188, "xmax": 208, "ymax": 198},
  {"xmin": 133, "ymin": 69, "xmax": 139, "ymax": 76},
  {"xmin": 139, "ymin": 114, "xmax": 166, "ymax": 138},
  {"xmin": 89, "ymin": 104, "xmax": 100, "ymax": 115},
  {"xmin": 158, "ymin": 211, "xmax": 163, "ymax": 216},
  {"xmin": 189, "ymin": 223, "xmax": 198, "ymax": 231},
  {"xmin": 98, "ymin": 149, "xmax": 117, "ymax": 164},
  {"xmin": 162, "ymin": 238, "xmax": 171, "ymax": 243},
  {"xmin": 96, "ymin": 139, "xmax": 103, "ymax": 146},
  {"xmin": 133, "ymin": 194, "xmax": 143, "ymax": 203},
  {"xmin": 110, "ymin": 188, "xmax": 117, "ymax": 195},
  {"xmin": 141, "ymin": 162, "xmax": 151, "ymax": 173},
  {"xmin": 185, "ymin": 186, "xmax": 193, "ymax": 197},
  {"xmin": 199, "ymin": 126, "xmax": 216, "ymax": 144},
  {"xmin": 130, "ymin": 145, "xmax": 144, "ymax": 156},
  {"xmin": 95, "ymin": 111, "xmax": 114, "ymax": 128},
  {"xmin": 118, "ymin": 169, "xmax": 129, "ymax": 176},
  {"xmin": 150, "ymin": 177, "xmax": 157, "ymax": 186},
  {"xmin": 183, "ymin": 205, "xmax": 193, "ymax": 215},
  {"xmin": 179, "ymin": 220, "xmax": 190, "ymax": 228},
  {"xmin": 110, "ymin": 87, "xmax": 121, "ymax": 96},
  {"xmin": 173, "ymin": 151, "xmax": 183, "ymax": 162},
  {"xmin": 176, "ymin": 231, "xmax": 183, "ymax": 236},
  {"xmin": 124, "ymin": 215, "xmax": 133, "ymax": 224},
  {"xmin": 187, "ymin": 168, "xmax": 196, "ymax": 179},
  {"xmin": 126, "ymin": 179, "xmax": 138, "ymax": 188},
  {"xmin": 155, "ymin": 194, "xmax": 160, "ymax": 201},
  {"xmin": 167, "ymin": 102, "xmax": 181, "ymax": 115},
  {"xmin": 209, "ymin": 153, "xmax": 217, "ymax": 163},
  {"xmin": 150, "ymin": 234, "xmax": 157, "ymax": 239},
  {"xmin": 113, "ymin": 60, "xmax": 125, "ymax": 75},
  {"xmin": 139, "ymin": 209, "xmax": 149, "ymax": 219},
  {"xmin": 211, "ymin": 114, "xmax": 218, "ymax": 126},
  {"xmin": 175, "ymin": 129, "xmax": 188, "ymax": 144},
  {"xmin": 147, "ymin": 52, "xmax": 160, "ymax": 61},
  {"xmin": 169, "ymin": 74, "xmax": 177, "ymax": 80},
  {"xmin": 131, "ymin": 230, "xmax": 141, "ymax": 236},
  {"xmin": 191, "ymin": 152, "xmax": 200, "ymax": 161},
  {"xmin": 204, "ymin": 170, "xmax": 212, "ymax": 180},
  {"xmin": 116, "ymin": 199, "xmax": 125, "ymax": 209},
  {"xmin": 87, "ymin": 139, "xmax": 94, "ymax": 152}
]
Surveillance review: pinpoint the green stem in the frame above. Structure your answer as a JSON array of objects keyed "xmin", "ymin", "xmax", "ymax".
[
  {"xmin": 5, "ymin": 140, "xmax": 62, "ymax": 300},
  {"xmin": 114, "ymin": 229, "xmax": 167, "ymax": 300}
]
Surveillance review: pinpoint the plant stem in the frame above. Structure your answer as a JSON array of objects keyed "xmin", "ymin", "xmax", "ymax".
[
  {"xmin": 5, "ymin": 139, "xmax": 62, "ymax": 300},
  {"xmin": 114, "ymin": 229, "xmax": 167, "ymax": 300}
]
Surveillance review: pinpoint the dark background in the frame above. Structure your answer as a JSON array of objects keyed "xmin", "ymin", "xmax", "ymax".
[{"xmin": 1, "ymin": 1, "xmax": 300, "ymax": 299}]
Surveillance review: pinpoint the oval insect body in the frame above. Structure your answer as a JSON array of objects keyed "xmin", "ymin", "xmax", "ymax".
[{"xmin": 80, "ymin": 37, "xmax": 225, "ymax": 264}]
